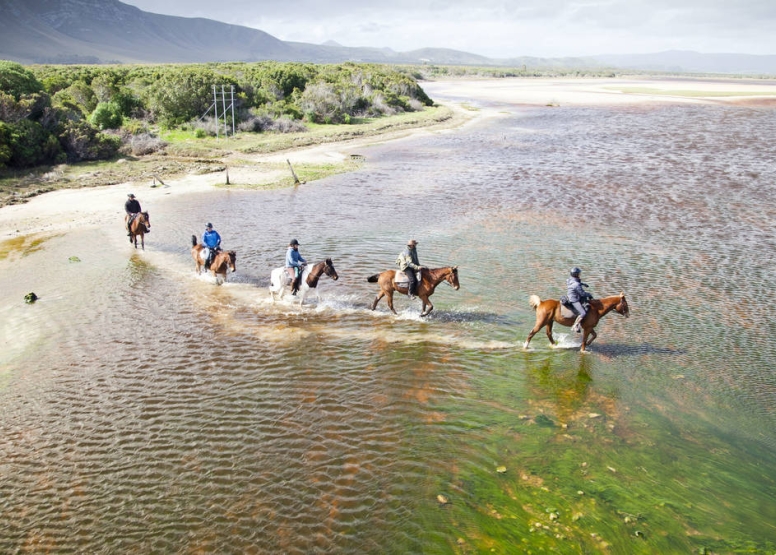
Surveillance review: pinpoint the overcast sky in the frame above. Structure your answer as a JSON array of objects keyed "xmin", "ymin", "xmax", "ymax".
[{"xmin": 120, "ymin": 0, "xmax": 776, "ymax": 59}]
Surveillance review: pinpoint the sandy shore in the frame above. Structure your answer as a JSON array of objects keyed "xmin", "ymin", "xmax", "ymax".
[{"xmin": 2, "ymin": 76, "xmax": 775, "ymax": 243}]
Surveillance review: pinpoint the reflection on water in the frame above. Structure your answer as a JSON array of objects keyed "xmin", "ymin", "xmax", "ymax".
[{"xmin": 2, "ymin": 89, "xmax": 776, "ymax": 552}]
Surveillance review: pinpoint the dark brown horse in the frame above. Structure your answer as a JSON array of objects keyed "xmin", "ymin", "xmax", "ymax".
[
  {"xmin": 190, "ymin": 235, "xmax": 236, "ymax": 285},
  {"xmin": 524, "ymin": 293, "xmax": 630, "ymax": 352},
  {"xmin": 367, "ymin": 266, "xmax": 459, "ymax": 317},
  {"xmin": 126, "ymin": 212, "xmax": 150, "ymax": 250}
]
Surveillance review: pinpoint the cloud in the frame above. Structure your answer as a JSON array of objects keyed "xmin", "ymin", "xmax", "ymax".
[{"xmin": 121, "ymin": 0, "xmax": 776, "ymax": 57}]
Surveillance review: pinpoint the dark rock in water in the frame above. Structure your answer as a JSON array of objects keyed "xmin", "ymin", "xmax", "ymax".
[
  {"xmin": 24, "ymin": 292, "xmax": 38, "ymax": 303},
  {"xmin": 534, "ymin": 414, "xmax": 555, "ymax": 427}
]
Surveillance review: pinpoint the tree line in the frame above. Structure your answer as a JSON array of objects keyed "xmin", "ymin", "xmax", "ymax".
[{"xmin": 0, "ymin": 61, "xmax": 433, "ymax": 170}]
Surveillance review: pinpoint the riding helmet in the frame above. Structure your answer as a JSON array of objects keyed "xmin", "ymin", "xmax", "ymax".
[
  {"xmin": 570, "ymin": 267, "xmax": 581, "ymax": 277},
  {"xmin": 206, "ymin": 222, "xmax": 213, "ymax": 229},
  {"xmin": 289, "ymin": 239, "xmax": 300, "ymax": 246}
]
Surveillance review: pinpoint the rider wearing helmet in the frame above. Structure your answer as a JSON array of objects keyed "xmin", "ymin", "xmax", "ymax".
[
  {"xmin": 285, "ymin": 239, "xmax": 307, "ymax": 295},
  {"xmin": 202, "ymin": 222, "xmax": 222, "ymax": 269},
  {"xmin": 566, "ymin": 267, "xmax": 591, "ymax": 333}
]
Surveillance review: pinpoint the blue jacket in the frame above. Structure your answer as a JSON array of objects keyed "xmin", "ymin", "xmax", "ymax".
[
  {"xmin": 285, "ymin": 247, "xmax": 306, "ymax": 268},
  {"xmin": 566, "ymin": 276, "xmax": 587, "ymax": 303},
  {"xmin": 202, "ymin": 229, "xmax": 221, "ymax": 249}
]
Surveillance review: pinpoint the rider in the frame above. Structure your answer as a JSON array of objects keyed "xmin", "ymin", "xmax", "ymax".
[
  {"xmin": 125, "ymin": 193, "xmax": 142, "ymax": 236},
  {"xmin": 202, "ymin": 222, "xmax": 222, "ymax": 269},
  {"xmin": 567, "ymin": 267, "xmax": 592, "ymax": 333},
  {"xmin": 396, "ymin": 239, "xmax": 425, "ymax": 300},
  {"xmin": 285, "ymin": 239, "xmax": 307, "ymax": 295}
]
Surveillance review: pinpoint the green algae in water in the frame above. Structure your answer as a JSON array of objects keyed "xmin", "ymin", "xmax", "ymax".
[
  {"xmin": 408, "ymin": 347, "xmax": 776, "ymax": 554},
  {"xmin": 0, "ymin": 233, "xmax": 62, "ymax": 261}
]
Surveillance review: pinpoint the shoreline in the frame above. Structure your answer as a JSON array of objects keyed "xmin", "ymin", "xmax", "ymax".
[{"xmin": 2, "ymin": 75, "xmax": 776, "ymax": 245}]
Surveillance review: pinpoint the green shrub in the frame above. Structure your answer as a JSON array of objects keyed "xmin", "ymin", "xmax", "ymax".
[
  {"xmin": 89, "ymin": 101, "xmax": 124, "ymax": 130},
  {"xmin": 0, "ymin": 61, "xmax": 45, "ymax": 100}
]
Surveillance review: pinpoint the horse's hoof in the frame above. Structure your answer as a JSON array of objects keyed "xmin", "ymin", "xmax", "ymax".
[{"xmin": 522, "ymin": 342, "xmax": 529, "ymax": 350}]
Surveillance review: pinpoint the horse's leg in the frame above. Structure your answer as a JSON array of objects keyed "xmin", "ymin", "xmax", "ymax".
[
  {"xmin": 420, "ymin": 296, "xmax": 433, "ymax": 317},
  {"xmin": 523, "ymin": 322, "xmax": 544, "ymax": 349},
  {"xmin": 583, "ymin": 329, "xmax": 597, "ymax": 349},
  {"xmin": 140, "ymin": 234, "xmax": 144, "ymax": 250},
  {"xmin": 371, "ymin": 291, "xmax": 385, "ymax": 310},
  {"xmin": 386, "ymin": 291, "xmax": 398, "ymax": 315},
  {"xmin": 545, "ymin": 321, "xmax": 556, "ymax": 345},
  {"xmin": 299, "ymin": 286, "xmax": 307, "ymax": 306}
]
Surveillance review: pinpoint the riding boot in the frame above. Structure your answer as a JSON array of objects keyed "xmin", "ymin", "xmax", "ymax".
[
  {"xmin": 408, "ymin": 286, "xmax": 417, "ymax": 300},
  {"xmin": 572, "ymin": 315, "xmax": 583, "ymax": 333}
]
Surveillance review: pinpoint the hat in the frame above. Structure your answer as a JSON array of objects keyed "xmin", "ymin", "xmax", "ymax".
[
  {"xmin": 289, "ymin": 239, "xmax": 300, "ymax": 246},
  {"xmin": 206, "ymin": 222, "xmax": 213, "ymax": 229},
  {"xmin": 407, "ymin": 239, "xmax": 418, "ymax": 247},
  {"xmin": 127, "ymin": 193, "xmax": 135, "ymax": 198},
  {"xmin": 570, "ymin": 267, "xmax": 581, "ymax": 277}
]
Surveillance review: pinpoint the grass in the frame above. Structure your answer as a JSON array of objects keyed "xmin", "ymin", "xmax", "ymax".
[{"xmin": 0, "ymin": 106, "xmax": 457, "ymax": 207}]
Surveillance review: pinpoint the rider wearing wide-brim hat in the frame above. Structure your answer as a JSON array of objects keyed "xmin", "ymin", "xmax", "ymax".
[
  {"xmin": 285, "ymin": 238, "xmax": 307, "ymax": 294},
  {"xmin": 396, "ymin": 239, "xmax": 425, "ymax": 300},
  {"xmin": 124, "ymin": 193, "xmax": 142, "ymax": 235}
]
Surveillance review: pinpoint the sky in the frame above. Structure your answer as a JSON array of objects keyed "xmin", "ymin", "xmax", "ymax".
[{"xmin": 119, "ymin": 0, "xmax": 776, "ymax": 59}]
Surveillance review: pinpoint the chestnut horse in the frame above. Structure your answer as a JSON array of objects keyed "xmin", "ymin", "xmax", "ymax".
[
  {"xmin": 190, "ymin": 235, "xmax": 236, "ymax": 285},
  {"xmin": 367, "ymin": 266, "xmax": 459, "ymax": 317},
  {"xmin": 524, "ymin": 293, "xmax": 629, "ymax": 352},
  {"xmin": 126, "ymin": 212, "xmax": 150, "ymax": 250},
  {"xmin": 269, "ymin": 259, "xmax": 338, "ymax": 305}
]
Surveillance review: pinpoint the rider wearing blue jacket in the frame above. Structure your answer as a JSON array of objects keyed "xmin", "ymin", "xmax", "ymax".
[
  {"xmin": 285, "ymin": 239, "xmax": 307, "ymax": 294},
  {"xmin": 567, "ymin": 267, "xmax": 591, "ymax": 333},
  {"xmin": 202, "ymin": 223, "xmax": 221, "ymax": 268}
]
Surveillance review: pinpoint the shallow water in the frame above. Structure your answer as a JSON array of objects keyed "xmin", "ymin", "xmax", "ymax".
[{"xmin": 2, "ymin": 83, "xmax": 776, "ymax": 553}]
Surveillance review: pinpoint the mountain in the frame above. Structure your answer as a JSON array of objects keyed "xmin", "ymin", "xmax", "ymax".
[{"xmin": 1, "ymin": 0, "xmax": 775, "ymax": 75}]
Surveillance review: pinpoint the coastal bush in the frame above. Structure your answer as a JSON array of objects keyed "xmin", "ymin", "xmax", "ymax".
[
  {"xmin": 89, "ymin": 102, "xmax": 124, "ymax": 130},
  {"xmin": 5, "ymin": 119, "xmax": 63, "ymax": 167},
  {"xmin": 0, "ymin": 61, "xmax": 45, "ymax": 100},
  {"xmin": 58, "ymin": 120, "xmax": 120, "ymax": 162}
]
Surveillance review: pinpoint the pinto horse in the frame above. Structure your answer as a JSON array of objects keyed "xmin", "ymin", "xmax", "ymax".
[
  {"xmin": 190, "ymin": 235, "xmax": 236, "ymax": 285},
  {"xmin": 269, "ymin": 259, "xmax": 338, "ymax": 305},
  {"xmin": 367, "ymin": 266, "xmax": 459, "ymax": 317},
  {"xmin": 126, "ymin": 212, "xmax": 150, "ymax": 250},
  {"xmin": 524, "ymin": 293, "xmax": 629, "ymax": 352}
]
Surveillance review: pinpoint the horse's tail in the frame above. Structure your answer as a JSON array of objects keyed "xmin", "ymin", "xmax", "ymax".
[
  {"xmin": 529, "ymin": 295, "xmax": 542, "ymax": 310},
  {"xmin": 191, "ymin": 235, "xmax": 198, "ymax": 247},
  {"xmin": 367, "ymin": 274, "xmax": 380, "ymax": 283}
]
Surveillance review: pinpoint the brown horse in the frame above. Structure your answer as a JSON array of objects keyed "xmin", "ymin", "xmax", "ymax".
[
  {"xmin": 126, "ymin": 212, "xmax": 150, "ymax": 250},
  {"xmin": 190, "ymin": 235, "xmax": 236, "ymax": 285},
  {"xmin": 367, "ymin": 266, "xmax": 459, "ymax": 317},
  {"xmin": 524, "ymin": 293, "xmax": 630, "ymax": 352}
]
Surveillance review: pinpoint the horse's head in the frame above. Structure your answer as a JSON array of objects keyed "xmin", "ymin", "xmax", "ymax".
[
  {"xmin": 324, "ymin": 258, "xmax": 338, "ymax": 281},
  {"xmin": 615, "ymin": 293, "xmax": 629, "ymax": 318},
  {"xmin": 141, "ymin": 212, "xmax": 150, "ymax": 231},
  {"xmin": 227, "ymin": 251, "xmax": 237, "ymax": 272},
  {"xmin": 446, "ymin": 266, "xmax": 460, "ymax": 290}
]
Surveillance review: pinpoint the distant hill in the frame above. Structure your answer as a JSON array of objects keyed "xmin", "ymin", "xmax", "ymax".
[
  {"xmin": 593, "ymin": 50, "xmax": 776, "ymax": 75},
  {"xmin": 1, "ymin": 0, "xmax": 775, "ymax": 74}
]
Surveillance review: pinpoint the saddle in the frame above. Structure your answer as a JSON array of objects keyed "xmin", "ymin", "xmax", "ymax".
[
  {"xmin": 559, "ymin": 294, "xmax": 592, "ymax": 319},
  {"xmin": 394, "ymin": 270, "xmax": 420, "ymax": 286}
]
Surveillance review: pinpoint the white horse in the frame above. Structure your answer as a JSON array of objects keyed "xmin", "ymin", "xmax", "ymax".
[{"xmin": 269, "ymin": 259, "xmax": 338, "ymax": 305}]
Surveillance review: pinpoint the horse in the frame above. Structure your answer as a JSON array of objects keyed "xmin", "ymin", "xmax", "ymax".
[
  {"xmin": 367, "ymin": 266, "xmax": 459, "ymax": 317},
  {"xmin": 269, "ymin": 259, "xmax": 339, "ymax": 305},
  {"xmin": 524, "ymin": 293, "xmax": 629, "ymax": 352},
  {"xmin": 190, "ymin": 235, "xmax": 237, "ymax": 285},
  {"xmin": 126, "ymin": 212, "xmax": 150, "ymax": 250}
]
